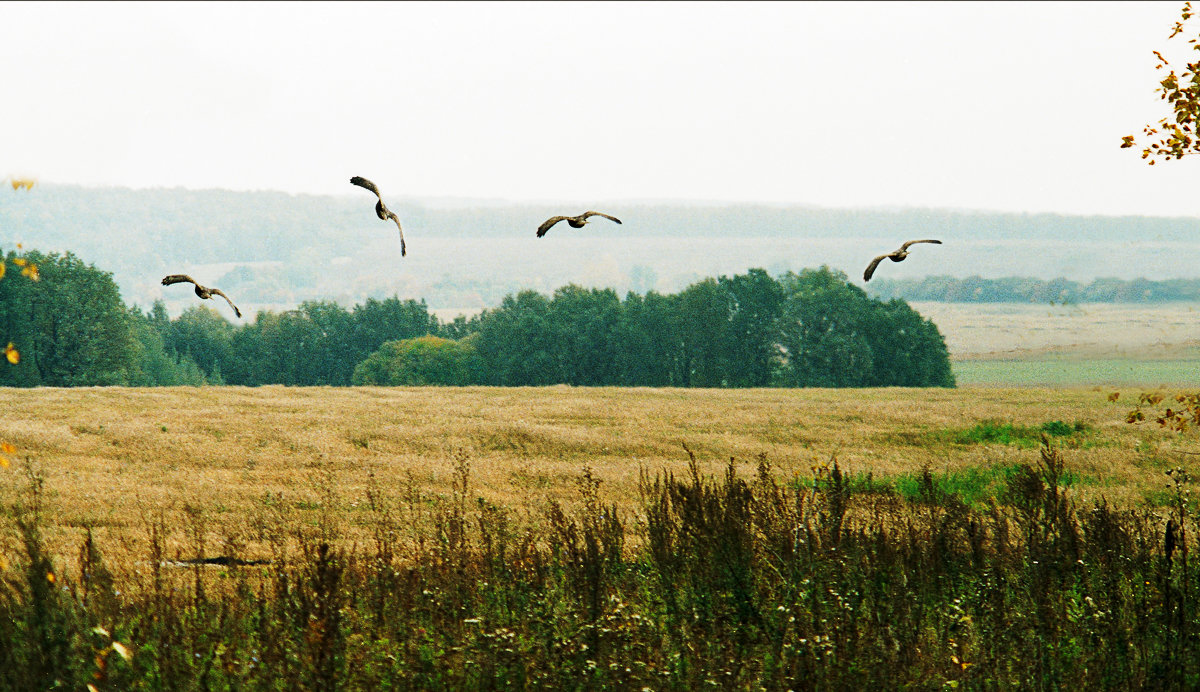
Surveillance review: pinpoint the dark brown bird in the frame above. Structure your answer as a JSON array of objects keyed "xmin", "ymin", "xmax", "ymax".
[
  {"xmin": 863, "ymin": 239, "xmax": 942, "ymax": 281},
  {"xmin": 536, "ymin": 211, "xmax": 622, "ymax": 238},
  {"xmin": 350, "ymin": 176, "xmax": 406, "ymax": 256},
  {"xmin": 161, "ymin": 275, "xmax": 242, "ymax": 318}
]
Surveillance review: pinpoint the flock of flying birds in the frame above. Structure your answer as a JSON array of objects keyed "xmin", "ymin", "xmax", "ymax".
[{"xmin": 161, "ymin": 176, "xmax": 942, "ymax": 318}]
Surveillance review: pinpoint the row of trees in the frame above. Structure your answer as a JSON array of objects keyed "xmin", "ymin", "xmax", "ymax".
[
  {"xmin": 399, "ymin": 267, "xmax": 952, "ymax": 388},
  {"xmin": 867, "ymin": 274, "xmax": 1200, "ymax": 304},
  {"xmin": 0, "ymin": 250, "xmax": 955, "ymax": 389}
]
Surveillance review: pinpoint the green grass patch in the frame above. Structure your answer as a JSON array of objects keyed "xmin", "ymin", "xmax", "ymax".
[
  {"xmin": 942, "ymin": 419, "xmax": 1091, "ymax": 448},
  {"xmin": 896, "ymin": 463, "xmax": 1080, "ymax": 508},
  {"xmin": 883, "ymin": 420, "xmax": 1092, "ymax": 449},
  {"xmin": 792, "ymin": 462, "xmax": 1082, "ymax": 509}
]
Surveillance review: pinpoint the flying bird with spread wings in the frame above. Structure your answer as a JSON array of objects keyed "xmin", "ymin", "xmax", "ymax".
[
  {"xmin": 350, "ymin": 176, "xmax": 406, "ymax": 256},
  {"xmin": 536, "ymin": 211, "xmax": 622, "ymax": 238},
  {"xmin": 161, "ymin": 275, "xmax": 242, "ymax": 318},
  {"xmin": 863, "ymin": 239, "xmax": 942, "ymax": 282}
]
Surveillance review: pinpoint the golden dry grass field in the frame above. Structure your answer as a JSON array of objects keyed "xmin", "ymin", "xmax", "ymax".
[{"xmin": 0, "ymin": 385, "xmax": 1195, "ymax": 570}]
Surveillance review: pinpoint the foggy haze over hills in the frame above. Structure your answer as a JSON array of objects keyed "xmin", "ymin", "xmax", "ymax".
[{"xmin": 2, "ymin": 184, "xmax": 1199, "ymax": 317}]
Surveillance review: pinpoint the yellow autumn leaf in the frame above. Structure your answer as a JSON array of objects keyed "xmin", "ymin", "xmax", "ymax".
[
  {"xmin": 46, "ymin": 571, "xmax": 55, "ymax": 584},
  {"xmin": 21, "ymin": 264, "xmax": 38, "ymax": 281},
  {"xmin": 0, "ymin": 262, "xmax": 5, "ymax": 280},
  {"xmin": 5, "ymin": 343, "xmax": 19, "ymax": 364},
  {"xmin": 12, "ymin": 258, "xmax": 25, "ymax": 267},
  {"xmin": 0, "ymin": 457, "xmax": 9, "ymax": 469}
]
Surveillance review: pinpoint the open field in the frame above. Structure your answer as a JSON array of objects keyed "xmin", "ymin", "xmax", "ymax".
[
  {"xmin": 909, "ymin": 301, "xmax": 1200, "ymax": 386},
  {"xmin": 0, "ymin": 384, "xmax": 1195, "ymax": 566},
  {"xmin": 4, "ymin": 385, "xmax": 1200, "ymax": 688},
  {"xmin": 954, "ymin": 357, "xmax": 1200, "ymax": 387},
  {"xmin": 912, "ymin": 301, "xmax": 1200, "ymax": 358}
]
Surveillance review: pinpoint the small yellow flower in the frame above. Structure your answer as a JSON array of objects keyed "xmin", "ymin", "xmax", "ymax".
[
  {"xmin": 12, "ymin": 258, "xmax": 24, "ymax": 267},
  {"xmin": 4, "ymin": 343, "xmax": 19, "ymax": 364}
]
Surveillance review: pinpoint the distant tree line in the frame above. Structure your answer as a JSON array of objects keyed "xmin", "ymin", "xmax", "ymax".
[
  {"xmin": 0, "ymin": 249, "xmax": 955, "ymax": 388},
  {"xmin": 6, "ymin": 184, "xmax": 1200, "ymax": 312},
  {"xmin": 868, "ymin": 275, "xmax": 1200, "ymax": 303}
]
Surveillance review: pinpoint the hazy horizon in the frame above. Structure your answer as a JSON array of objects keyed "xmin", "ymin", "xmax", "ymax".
[{"xmin": 16, "ymin": 180, "xmax": 1200, "ymax": 222}]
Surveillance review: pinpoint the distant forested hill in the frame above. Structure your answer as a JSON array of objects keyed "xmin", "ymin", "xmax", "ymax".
[
  {"xmin": 2, "ymin": 184, "xmax": 1199, "ymax": 314},
  {"xmin": 866, "ymin": 275, "xmax": 1200, "ymax": 303}
]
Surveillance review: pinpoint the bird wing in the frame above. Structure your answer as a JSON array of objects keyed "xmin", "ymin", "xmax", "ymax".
[
  {"xmin": 350, "ymin": 176, "xmax": 382, "ymax": 199},
  {"xmin": 207, "ymin": 288, "xmax": 242, "ymax": 318},
  {"xmin": 162, "ymin": 274, "xmax": 197, "ymax": 287},
  {"xmin": 899, "ymin": 239, "xmax": 942, "ymax": 251},
  {"xmin": 383, "ymin": 210, "xmax": 407, "ymax": 257},
  {"xmin": 537, "ymin": 216, "xmax": 568, "ymax": 237},
  {"xmin": 582, "ymin": 211, "xmax": 622, "ymax": 225},
  {"xmin": 863, "ymin": 255, "xmax": 889, "ymax": 282}
]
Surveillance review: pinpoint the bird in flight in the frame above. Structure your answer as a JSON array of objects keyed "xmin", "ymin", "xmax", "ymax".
[
  {"xmin": 161, "ymin": 275, "xmax": 242, "ymax": 318},
  {"xmin": 350, "ymin": 176, "xmax": 406, "ymax": 256},
  {"xmin": 863, "ymin": 239, "xmax": 942, "ymax": 282},
  {"xmin": 536, "ymin": 211, "xmax": 622, "ymax": 238}
]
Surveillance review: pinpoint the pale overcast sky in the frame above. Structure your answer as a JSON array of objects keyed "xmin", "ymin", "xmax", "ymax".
[{"xmin": 1, "ymin": 1, "xmax": 1195, "ymax": 217}]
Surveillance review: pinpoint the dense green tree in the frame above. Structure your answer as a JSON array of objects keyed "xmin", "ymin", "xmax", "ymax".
[
  {"xmin": 547, "ymin": 285, "xmax": 621, "ymax": 386},
  {"xmin": 352, "ymin": 335, "xmax": 478, "ymax": 385},
  {"xmin": 777, "ymin": 267, "xmax": 954, "ymax": 388},
  {"xmin": 777, "ymin": 268, "xmax": 875, "ymax": 387},
  {"xmin": 297, "ymin": 300, "xmax": 357, "ymax": 385},
  {"xmin": 473, "ymin": 291, "xmax": 560, "ymax": 386},
  {"xmin": 0, "ymin": 250, "xmax": 136, "ymax": 386},
  {"xmin": 164, "ymin": 305, "xmax": 233, "ymax": 382},
  {"xmin": 676, "ymin": 278, "xmax": 732, "ymax": 387},
  {"xmin": 862, "ymin": 299, "xmax": 955, "ymax": 388},
  {"xmin": 719, "ymin": 268, "xmax": 784, "ymax": 387},
  {"xmin": 614, "ymin": 290, "xmax": 684, "ymax": 386},
  {"xmin": 350, "ymin": 297, "xmax": 439, "ymax": 360},
  {"xmin": 125, "ymin": 305, "xmax": 208, "ymax": 386}
]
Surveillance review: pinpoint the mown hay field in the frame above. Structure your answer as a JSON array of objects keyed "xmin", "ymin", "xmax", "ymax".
[{"xmin": 0, "ymin": 384, "xmax": 1194, "ymax": 568}]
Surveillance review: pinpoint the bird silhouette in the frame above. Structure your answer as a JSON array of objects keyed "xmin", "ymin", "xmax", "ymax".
[
  {"xmin": 350, "ymin": 176, "xmax": 406, "ymax": 256},
  {"xmin": 536, "ymin": 211, "xmax": 622, "ymax": 238},
  {"xmin": 161, "ymin": 275, "xmax": 242, "ymax": 318},
  {"xmin": 863, "ymin": 239, "xmax": 942, "ymax": 281}
]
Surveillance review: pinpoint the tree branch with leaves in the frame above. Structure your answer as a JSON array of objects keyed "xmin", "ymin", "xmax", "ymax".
[{"xmin": 1122, "ymin": 2, "xmax": 1199, "ymax": 163}]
